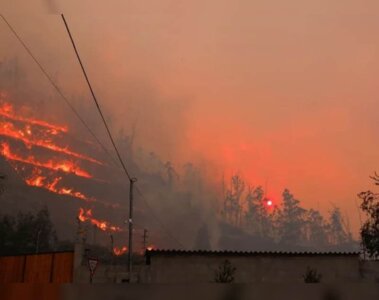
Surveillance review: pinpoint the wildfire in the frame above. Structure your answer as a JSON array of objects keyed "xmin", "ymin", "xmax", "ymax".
[
  {"xmin": 113, "ymin": 246, "xmax": 128, "ymax": 256},
  {"xmin": 0, "ymin": 101, "xmax": 68, "ymax": 133},
  {"xmin": 0, "ymin": 120, "xmax": 102, "ymax": 165},
  {"xmin": 146, "ymin": 245, "xmax": 155, "ymax": 251},
  {"xmin": 0, "ymin": 142, "xmax": 93, "ymax": 178},
  {"xmin": 0, "ymin": 95, "xmax": 122, "ymax": 240},
  {"xmin": 78, "ymin": 208, "xmax": 122, "ymax": 233},
  {"xmin": 25, "ymin": 172, "xmax": 94, "ymax": 202}
]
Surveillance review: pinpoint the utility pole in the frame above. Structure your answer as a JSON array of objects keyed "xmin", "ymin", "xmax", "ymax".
[
  {"xmin": 93, "ymin": 224, "xmax": 97, "ymax": 245},
  {"xmin": 128, "ymin": 178, "xmax": 137, "ymax": 279},
  {"xmin": 142, "ymin": 229, "xmax": 148, "ymax": 251}
]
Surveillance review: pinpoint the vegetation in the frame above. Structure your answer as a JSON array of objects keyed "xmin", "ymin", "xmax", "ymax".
[
  {"xmin": 214, "ymin": 259, "xmax": 236, "ymax": 283},
  {"xmin": 303, "ymin": 266, "xmax": 322, "ymax": 283},
  {"xmin": 0, "ymin": 207, "xmax": 57, "ymax": 255},
  {"xmin": 222, "ymin": 174, "xmax": 356, "ymax": 251},
  {"xmin": 358, "ymin": 173, "xmax": 379, "ymax": 259}
]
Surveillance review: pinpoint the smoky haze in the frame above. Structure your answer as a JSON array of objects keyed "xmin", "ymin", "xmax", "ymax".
[{"xmin": 1, "ymin": 1, "xmax": 379, "ymax": 251}]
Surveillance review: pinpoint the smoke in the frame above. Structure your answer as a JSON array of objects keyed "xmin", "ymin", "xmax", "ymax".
[
  {"xmin": 3, "ymin": 2, "xmax": 379, "ymax": 250},
  {"xmin": 0, "ymin": 56, "xmax": 223, "ymax": 251},
  {"xmin": 42, "ymin": 0, "xmax": 60, "ymax": 14}
]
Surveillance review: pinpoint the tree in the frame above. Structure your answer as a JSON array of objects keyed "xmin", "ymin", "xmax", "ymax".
[
  {"xmin": 0, "ymin": 173, "xmax": 6, "ymax": 195},
  {"xmin": 277, "ymin": 189, "xmax": 307, "ymax": 247},
  {"xmin": 358, "ymin": 173, "xmax": 379, "ymax": 258},
  {"xmin": 214, "ymin": 260, "xmax": 236, "ymax": 283},
  {"xmin": 224, "ymin": 175, "xmax": 245, "ymax": 226},
  {"xmin": 33, "ymin": 207, "xmax": 57, "ymax": 252},
  {"xmin": 327, "ymin": 207, "xmax": 352, "ymax": 247},
  {"xmin": 305, "ymin": 209, "xmax": 328, "ymax": 249},
  {"xmin": 245, "ymin": 186, "xmax": 277, "ymax": 240},
  {"xmin": 0, "ymin": 214, "xmax": 15, "ymax": 252},
  {"xmin": 0, "ymin": 207, "xmax": 57, "ymax": 255}
]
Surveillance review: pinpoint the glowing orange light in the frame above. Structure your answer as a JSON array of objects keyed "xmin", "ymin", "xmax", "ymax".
[
  {"xmin": 0, "ymin": 95, "xmax": 120, "ymax": 234},
  {"xmin": 0, "ymin": 120, "xmax": 102, "ymax": 165},
  {"xmin": 78, "ymin": 208, "xmax": 123, "ymax": 233},
  {"xmin": 25, "ymin": 171, "xmax": 95, "ymax": 202},
  {"xmin": 267, "ymin": 200, "xmax": 273, "ymax": 206},
  {"xmin": 0, "ymin": 142, "xmax": 93, "ymax": 178},
  {"xmin": 0, "ymin": 101, "xmax": 68, "ymax": 133},
  {"xmin": 113, "ymin": 246, "xmax": 128, "ymax": 256}
]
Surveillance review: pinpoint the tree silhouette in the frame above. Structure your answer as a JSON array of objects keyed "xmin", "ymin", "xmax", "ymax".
[
  {"xmin": 0, "ymin": 207, "xmax": 57, "ymax": 255},
  {"xmin": 327, "ymin": 207, "xmax": 352, "ymax": 247},
  {"xmin": 358, "ymin": 174, "xmax": 379, "ymax": 258},
  {"xmin": 277, "ymin": 189, "xmax": 306, "ymax": 247}
]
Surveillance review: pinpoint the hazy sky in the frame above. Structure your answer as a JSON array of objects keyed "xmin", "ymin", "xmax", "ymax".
[{"xmin": 1, "ymin": 0, "xmax": 379, "ymax": 234}]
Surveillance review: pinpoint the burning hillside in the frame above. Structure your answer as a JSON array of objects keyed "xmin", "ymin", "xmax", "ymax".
[{"xmin": 0, "ymin": 91, "xmax": 128, "ymax": 253}]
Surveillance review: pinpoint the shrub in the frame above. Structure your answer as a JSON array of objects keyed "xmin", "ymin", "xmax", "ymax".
[
  {"xmin": 303, "ymin": 266, "xmax": 322, "ymax": 283},
  {"xmin": 214, "ymin": 259, "xmax": 236, "ymax": 283}
]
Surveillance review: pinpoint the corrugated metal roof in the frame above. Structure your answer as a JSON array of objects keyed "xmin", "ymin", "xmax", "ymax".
[{"xmin": 146, "ymin": 249, "xmax": 360, "ymax": 256}]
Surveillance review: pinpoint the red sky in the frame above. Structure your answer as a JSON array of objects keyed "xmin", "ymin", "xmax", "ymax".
[{"xmin": 1, "ymin": 0, "xmax": 379, "ymax": 235}]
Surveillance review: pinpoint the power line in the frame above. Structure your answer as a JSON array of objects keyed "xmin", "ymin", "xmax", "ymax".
[
  {"xmin": 2, "ymin": 14, "xmax": 186, "ymax": 250},
  {"xmin": 61, "ymin": 14, "xmax": 132, "ymax": 182},
  {"xmin": 0, "ymin": 14, "xmax": 119, "ymax": 168}
]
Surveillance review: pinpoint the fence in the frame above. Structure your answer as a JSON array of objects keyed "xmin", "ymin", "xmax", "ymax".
[{"xmin": 0, "ymin": 251, "xmax": 74, "ymax": 283}]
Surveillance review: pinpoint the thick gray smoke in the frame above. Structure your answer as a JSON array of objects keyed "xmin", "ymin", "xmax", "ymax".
[{"xmin": 0, "ymin": 57, "xmax": 221, "ymax": 252}]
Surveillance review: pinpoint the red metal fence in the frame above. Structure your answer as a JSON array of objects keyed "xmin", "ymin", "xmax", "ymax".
[{"xmin": 0, "ymin": 251, "xmax": 74, "ymax": 283}]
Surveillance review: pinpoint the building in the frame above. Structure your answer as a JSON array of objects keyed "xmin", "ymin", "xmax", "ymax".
[
  {"xmin": 142, "ymin": 249, "xmax": 379, "ymax": 284},
  {"xmin": 4, "ymin": 245, "xmax": 378, "ymax": 284}
]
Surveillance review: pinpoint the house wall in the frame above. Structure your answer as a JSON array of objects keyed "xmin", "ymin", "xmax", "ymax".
[{"xmin": 142, "ymin": 254, "xmax": 363, "ymax": 283}]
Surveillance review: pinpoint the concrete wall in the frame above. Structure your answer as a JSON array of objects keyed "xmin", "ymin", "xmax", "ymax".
[
  {"xmin": 143, "ymin": 254, "xmax": 363, "ymax": 284},
  {"xmin": 71, "ymin": 244, "xmax": 379, "ymax": 284},
  {"xmin": 359, "ymin": 261, "xmax": 379, "ymax": 282}
]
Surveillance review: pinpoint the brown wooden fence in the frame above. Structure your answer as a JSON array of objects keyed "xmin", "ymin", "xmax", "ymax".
[{"xmin": 0, "ymin": 251, "xmax": 74, "ymax": 283}]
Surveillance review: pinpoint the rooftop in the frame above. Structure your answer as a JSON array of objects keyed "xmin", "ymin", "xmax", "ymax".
[{"xmin": 146, "ymin": 249, "xmax": 360, "ymax": 257}]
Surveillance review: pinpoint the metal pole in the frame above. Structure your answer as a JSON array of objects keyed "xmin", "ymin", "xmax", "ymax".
[{"xmin": 128, "ymin": 178, "xmax": 137, "ymax": 279}]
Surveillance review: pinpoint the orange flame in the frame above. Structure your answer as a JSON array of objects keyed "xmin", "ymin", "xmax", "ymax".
[
  {"xmin": 0, "ymin": 142, "xmax": 92, "ymax": 178},
  {"xmin": 0, "ymin": 95, "xmax": 120, "ymax": 233},
  {"xmin": 0, "ymin": 120, "xmax": 102, "ymax": 165},
  {"xmin": 113, "ymin": 246, "xmax": 128, "ymax": 256},
  {"xmin": 0, "ymin": 101, "xmax": 68, "ymax": 133},
  {"xmin": 25, "ymin": 172, "xmax": 95, "ymax": 202},
  {"xmin": 146, "ymin": 245, "xmax": 155, "ymax": 251},
  {"xmin": 78, "ymin": 208, "xmax": 122, "ymax": 232}
]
